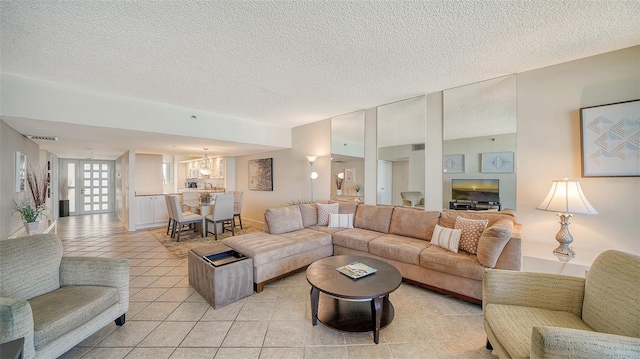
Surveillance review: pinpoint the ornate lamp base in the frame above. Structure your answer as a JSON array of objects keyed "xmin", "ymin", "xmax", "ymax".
[{"xmin": 553, "ymin": 213, "xmax": 575, "ymax": 262}]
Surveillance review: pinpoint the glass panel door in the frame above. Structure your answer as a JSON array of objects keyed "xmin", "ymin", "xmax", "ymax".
[{"xmin": 80, "ymin": 161, "xmax": 113, "ymax": 214}]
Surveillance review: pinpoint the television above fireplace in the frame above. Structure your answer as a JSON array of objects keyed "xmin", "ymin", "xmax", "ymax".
[{"xmin": 451, "ymin": 179, "xmax": 500, "ymax": 203}]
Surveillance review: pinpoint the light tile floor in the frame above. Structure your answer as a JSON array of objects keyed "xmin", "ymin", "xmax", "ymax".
[{"xmin": 56, "ymin": 213, "xmax": 498, "ymax": 359}]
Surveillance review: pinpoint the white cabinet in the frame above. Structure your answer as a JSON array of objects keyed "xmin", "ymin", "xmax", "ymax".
[
  {"xmin": 136, "ymin": 195, "xmax": 169, "ymax": 228},
  {"xmin": 212, "ymin": 157, "xmax": 224, "ymax": 178}
]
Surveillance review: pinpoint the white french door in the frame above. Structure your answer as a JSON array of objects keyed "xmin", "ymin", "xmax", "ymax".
[{"xmin": 61, "ymin": 159, "xmax": 114, "ymax": 215}]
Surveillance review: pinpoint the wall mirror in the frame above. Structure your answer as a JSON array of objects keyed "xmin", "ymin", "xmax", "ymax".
[
  {"xmin": 331, "ymin": 110, "xmax": 365, "ymax": 200},
  {"xmin": 443, "ymin": 74, "xmax": 517, "ymax": 210},
  {"xmin": 377, "ymin": 96, "xmax": 426, "ymax": 207}
]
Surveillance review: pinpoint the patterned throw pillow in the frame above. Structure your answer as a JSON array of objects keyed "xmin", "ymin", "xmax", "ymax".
[
  {"xmin": 431, "ymin": 224, "xmax": 461, "ymax": 253},
  {"xmin": 317, "ymin": 202, "xmax": 339, "ymax": 226},
  {"xmin": 328, "ymin": 213, "xmax": 354, "ymax": 228},
  {"xmin": 455, "ymin": 216, "xmax": 489, "ymax": 254}
]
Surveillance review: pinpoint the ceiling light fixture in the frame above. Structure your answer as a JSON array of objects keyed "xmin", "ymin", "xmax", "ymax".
[{"xmin": 199, "ymin": 148, "xmax": 212, "ymax": 175}]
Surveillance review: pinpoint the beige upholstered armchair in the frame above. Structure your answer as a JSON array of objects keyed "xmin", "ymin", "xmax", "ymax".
[
  {"xmin": 483, "ymin": 250, "xmax": 640, "ymax": 359},
  {"xmin": 400, "ymin": 191, "xmax": 424, "ymax": 207},
  {"xmin": 0, "ymin": 233, "xmax": 129, "ymax": 359}
]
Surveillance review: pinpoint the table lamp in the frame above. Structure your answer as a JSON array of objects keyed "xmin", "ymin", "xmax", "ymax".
[{"xmin": 536, "ymin": 178, "xmax": 598, "ymax": 261}]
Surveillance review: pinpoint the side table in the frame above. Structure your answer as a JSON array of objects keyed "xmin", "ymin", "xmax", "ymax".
[
  {"xmin": 188, "ymin": 242, "xmax": 253, "ymax": 309},
  {"xmin": 0, "ymin": 337, "xmax": 24, "ymax": 359}
]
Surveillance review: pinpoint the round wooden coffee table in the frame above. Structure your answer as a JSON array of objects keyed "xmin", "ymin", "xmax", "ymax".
[{"xmin": 306, "ymin": 255, "xmax": 402, "ymax": 344}]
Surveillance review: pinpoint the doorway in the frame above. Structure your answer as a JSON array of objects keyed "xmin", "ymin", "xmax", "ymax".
[{"xmin": 60, "ymin": 160, "xmax": 114, "ymax": 215}]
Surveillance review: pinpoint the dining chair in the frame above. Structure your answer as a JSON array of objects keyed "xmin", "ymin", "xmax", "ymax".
[
  {"xmin": 169, "ymin": 195, "xmax": 203, "ymax": 242},
  {"xmin": 164, "ymin": 195, "xmax": 175, "ymax": 236},
  {"xmin": 205, "ymin": 194, "xmax": 235, "ymax": 240},
  {"xmin": 231, "ymin": 191, "xmax": 244, "ymax": 229}
]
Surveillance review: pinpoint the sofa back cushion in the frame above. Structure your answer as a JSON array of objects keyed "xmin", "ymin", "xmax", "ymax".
[
  {"xmin": 0, "ymin": 233, "xmax": 63, "ymax": 300},
  {"xmin": 265, "ymin": 206, "xmax": 304, "ymax": 234},
  {"xmin": 354, "ymin": 204, "xmax": 394, "ymax": 233},
  {"xmin": 582, "ymin": 250, "xmax": 640, "ymax": 338},
  {"xmin": 298, "ymin": 203, "xmax": 318, "ymax": 227},
  {"xmin": 439, "ymin": 210, "xmax": 515, "ymax": 229},
  {"xmin": 476, "ymin": 218, "xmax": 513, "ymax": 268},
  {"xmin": 389, "ymin": 207, "xmax": 440, "ymax": 241},
  {"xmin": 329, "ymin": 200, "xmax": 359, "ymax": 214}
]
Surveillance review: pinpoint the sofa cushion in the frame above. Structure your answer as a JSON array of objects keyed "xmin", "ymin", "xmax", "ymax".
[
  {"xmin": 485, "ymin": 304, "xmax": 594, "ymax": 359},
  {"xmin": 419, "ymin": 245, "xmax": 484, "ymax": 280},
  {"xmin": 477, "ymin": 219, "xmax": 513, "ymax": 268},
  {"xmin": 389, "ymin": 208, "xmax": 440, "ymax": 241},
  {"xmin": 28, "ymin": 285, "xmax": 119, "ymax": 349},
  {"xmin": 0, "ymin": 233, "xmax": 63, "ymax": 300},
  {"xmin": 298, "ymin": 203, "xmax": 318, "ymax": 227},
  {"xmin": 329, "ymin": 200, "xmax": 359, "ymax": 214},
  {"xmin": 329, "ymin": 213, "xmax": 354, "ymax": 228},
  {"xmin": 353, "ymin": 204, "xmax": 394, "ymax": 233},
  {"xmin": 317, "ymin": 203, "xmax": 339, "ymax": 226},
  {"xmin": 331, "ymin": 228, "xmax": 385, "ymax": 252},
  {"xmin": 431, "ymin": 224, "xmax": 461, "ymax": 253},
  {"xmin": 368, "ymin": 234, "xmax": 431, "ymax": 265},
  {"xmin": 265, "ymin": 206, "xmax": 304, "ymax": 234},
  {"xmin": 439, "ymin": 210, "xmax": 515, "ymax": 229},
  {"xmin": 308, "ymin": 225, "xmax": 348, "ymax": 235},
  {"xmin": 223, "ymin": 230, "xmax": 331, "ymax": 267},
  {"xmin": 455, "ymin": 217, "xmax": 488, "ymax": 254}
]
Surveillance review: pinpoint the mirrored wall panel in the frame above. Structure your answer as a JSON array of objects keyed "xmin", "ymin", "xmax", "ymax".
[
  {"xmin": 443, "ymin": 75, "xmax": 517, "ymax": 210},
  {"xmin": 377, "ymin": 96, "xmax": 426, "ymax": 207},
  {"xmin": 331, "ymin": 110, "xmax": 365, "ymax": 201}
]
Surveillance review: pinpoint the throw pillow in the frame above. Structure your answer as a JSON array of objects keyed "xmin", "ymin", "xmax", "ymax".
[
  {"xmin": 455, "ymin": 216, "xmax": 489, "ymax": 254},
  {"xmin": 476, "ymin": 218, "xmax": 513, "ymax": 268},
  {"xmin": 264, "ymin": 206, "xmax": 304, "ymax": 234},
  {"xmin": 317, "ymin": 202, "xmax": 339, "ymax": 226},
  {"xmin": 431, "ymin": 224, "xmax": 461, "ymax": 253},
  {"xmin": 328, "ymin": 213, "xmax": 354, "ymax": 228}
]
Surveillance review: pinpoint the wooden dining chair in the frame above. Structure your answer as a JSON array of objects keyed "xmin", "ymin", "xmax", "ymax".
[
  {"xmin": 205, "ymin": 194, "xmax": 235, "ymax": 240},
  {"xmin": 231, "ymin": 191, "xmax": 244, "ymax": 229},
  {"xmin": 169, "ymin": 195, "xmax": 203, "ymax": 242}
]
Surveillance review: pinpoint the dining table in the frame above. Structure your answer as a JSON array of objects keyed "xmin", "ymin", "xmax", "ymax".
[{"xmin": 181, "ymin": 200, "xmax": 222, "ymax": 235}]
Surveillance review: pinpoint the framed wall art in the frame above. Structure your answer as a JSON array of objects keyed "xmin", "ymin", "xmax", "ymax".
[
  {"xmin": 248, "ymin": 158, "xmax": 273, "ymax": 191},
  {"xmin": 580, "ymin": 99, "xmax": 639, "ymax": 177},
  {"xmin": 443, "ymin": 154, "xmax": 465, "ymax": 173},
  {"xmin": 344, "ymin": 168, "xmax": 355, "ymax": 183},
  {"xmin": 481, "ymin": 152, "xmax": 514, "ymax": 173},
  {"xmin": 15, "ymin": 151, "xmax": 27, "ymax": 192}
]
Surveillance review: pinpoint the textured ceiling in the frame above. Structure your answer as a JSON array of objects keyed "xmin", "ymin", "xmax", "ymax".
[{"xmin": 1, "ymin": 1, "xmax": 639, "ymax": 157}]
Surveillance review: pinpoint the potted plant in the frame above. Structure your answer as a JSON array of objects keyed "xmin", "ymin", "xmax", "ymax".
[
  {"xmin": 9, "ymin": 196, "xmax": 46, "ymax": 234},
  {"xmin": 59, "ymin": 177, "xmax": 70, "ymax": 217},
  {"xmin": 336, "ymin": 174, "xmax": 344, "ymax": 195}
]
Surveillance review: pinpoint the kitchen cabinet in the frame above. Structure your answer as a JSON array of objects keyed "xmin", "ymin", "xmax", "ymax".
[{"xmin": 136, "ymin": 195, "xmax": 169, "ymax": 228}]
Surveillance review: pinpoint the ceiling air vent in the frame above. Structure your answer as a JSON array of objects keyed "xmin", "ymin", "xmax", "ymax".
[
  {"xmin": 412, "ymin": 143, "xmax": 425, "ymax": 151},
  {"xmin": 26, "ymin": 135, "xmax": 58, "ymax": 141}
]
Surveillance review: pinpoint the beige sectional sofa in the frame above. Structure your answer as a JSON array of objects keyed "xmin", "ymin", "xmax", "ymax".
[{"xmin": 222, "ymin": 201, "xmax": 521, "ymax": 302}]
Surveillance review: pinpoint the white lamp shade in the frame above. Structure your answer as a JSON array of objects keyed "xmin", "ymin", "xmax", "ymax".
[
  {"xmin": 337, "ymin": 172, "xmax": 344, "ymax": 179},
  {"xmin": 306, "ymin": 155, "xmax": 317, "ymax": 164},
  {"xmin": 310, "ymin": 171, "xmax": 318, "ymax": 180},
  {"xmin": 536, "ymin": 179, "xmax": 598, "ymax": 214}
]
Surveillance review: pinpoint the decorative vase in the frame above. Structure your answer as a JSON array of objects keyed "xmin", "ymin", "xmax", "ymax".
[
  {"xmin": 24, "ymin": 221, "xmax": 40, "ymax": 235},
  {"xmin": 59, "ymin": 199, "xmax": 70, "ymax": 217},
  {"xmin": 337, "ymin": 190, "xmax": 342, "ymax": 195}
]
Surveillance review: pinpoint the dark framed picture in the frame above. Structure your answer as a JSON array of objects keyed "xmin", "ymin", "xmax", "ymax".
[
  {"xmin": 580, "ymin": 99, "xmax": 640, "ymax": 177},
  {"xmin": 248, "ymin": 158, "xmax": 273, "ymax": 191}
]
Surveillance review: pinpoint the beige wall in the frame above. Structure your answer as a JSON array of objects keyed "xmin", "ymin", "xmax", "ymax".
[
  {"xmin": 135, "ymin": 153, "xmax": 163, "ymax": 195},
  {"xmin": 516, "ymin": 45, "xmax": 639, "ymax": 256},
  {"xmin": 0, "ymin": 120, "xmax": 40, "ymax": 238},
  {"xmin": 237, "ymin": 119, "xmax": 331, "ymax": 222}
]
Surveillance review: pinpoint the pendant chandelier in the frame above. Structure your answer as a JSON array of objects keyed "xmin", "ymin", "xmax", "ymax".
[{"xmin": 199, "ymin": 148, "xmax": 212, "ymax": 175}]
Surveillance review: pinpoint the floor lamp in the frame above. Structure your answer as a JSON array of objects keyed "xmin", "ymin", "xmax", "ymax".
[{"xmin": 306, "ymin": 155, "xmax": 318, "ymax": 202}]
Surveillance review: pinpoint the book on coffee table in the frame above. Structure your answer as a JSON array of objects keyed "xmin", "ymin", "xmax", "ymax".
[{"xmin": 336, "ymin": 262, "xmax": 377, "ymax": 279}]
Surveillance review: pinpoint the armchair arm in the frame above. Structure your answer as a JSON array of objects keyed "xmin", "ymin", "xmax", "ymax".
[
  {"xmin": 483, "ymin": 269, "xmax": 585, "ymax": 316},
  {"xmin": 0, "ymin": 296, "xmax": 35, "ymax": 359},
  {"xmin": 531, "ymin": 326, "xmax": 640, "ymax": 359},
  {"xmin": 60, "ymin": 257, "xmax": 129, "ymax": 309}
]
